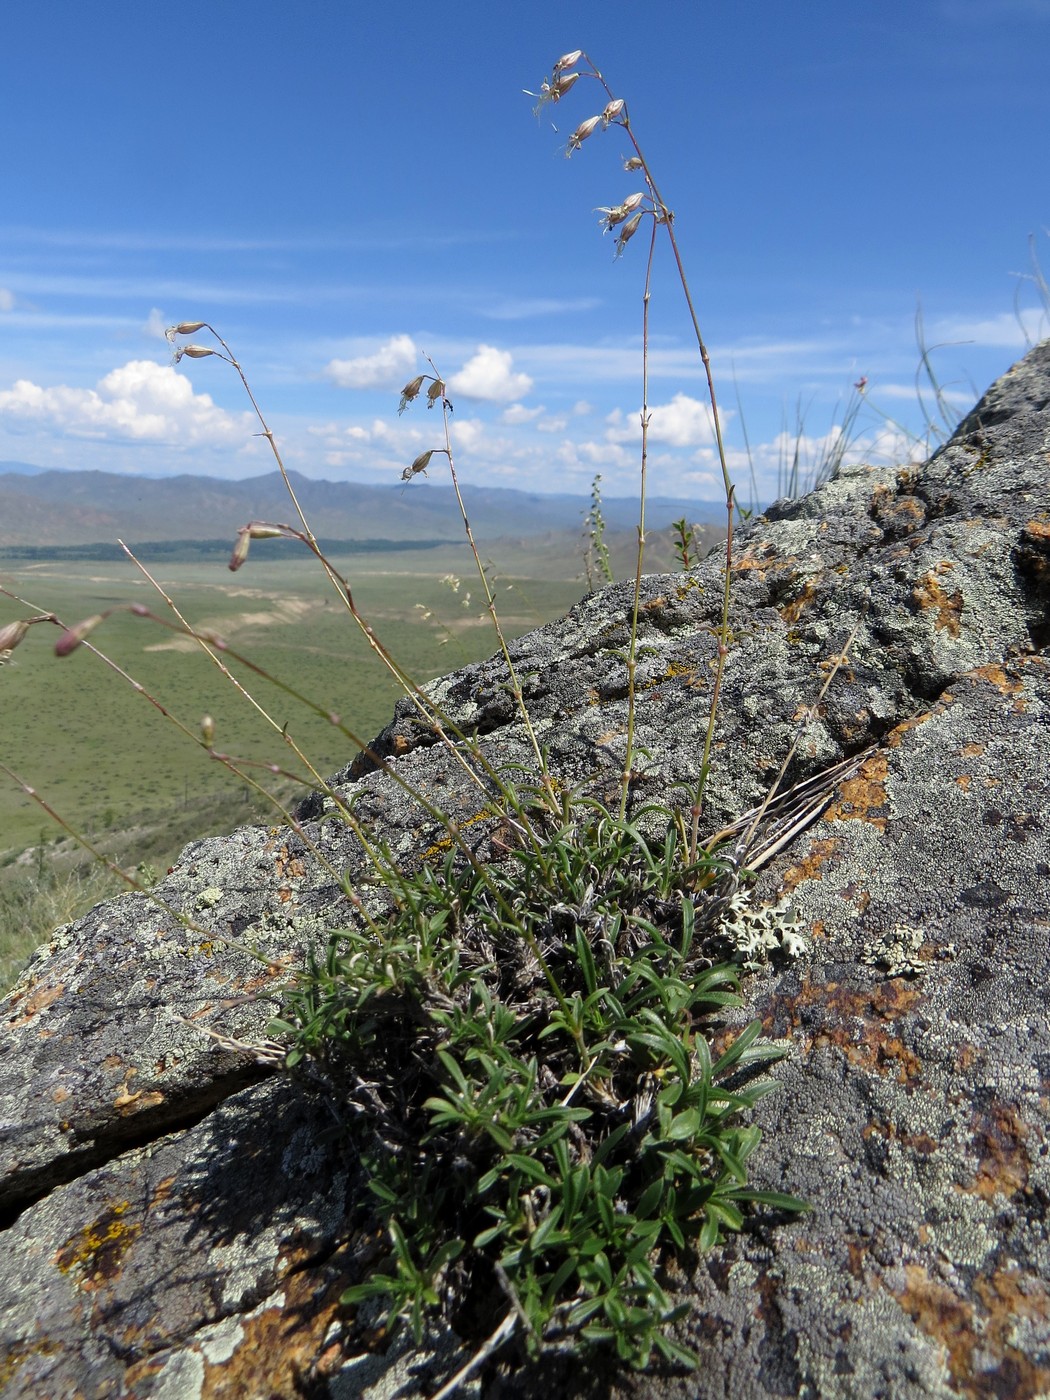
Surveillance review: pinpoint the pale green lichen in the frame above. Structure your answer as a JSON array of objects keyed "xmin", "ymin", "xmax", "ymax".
[{"xmin": 721, "ymin": 890, "xmax": 808, "ymax": 969}]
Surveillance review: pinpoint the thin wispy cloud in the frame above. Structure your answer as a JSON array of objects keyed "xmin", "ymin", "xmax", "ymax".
[{"xmin": 481, "ymin": 296, "xmax": 603, "ymax": 320}]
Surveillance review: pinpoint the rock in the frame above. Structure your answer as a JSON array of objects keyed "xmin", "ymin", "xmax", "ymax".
[{"xmin": 2, "ymin": 342, "xmax": 1048, "ymax": 1397}]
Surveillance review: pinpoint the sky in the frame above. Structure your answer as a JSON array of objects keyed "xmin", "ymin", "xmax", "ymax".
[{"xmin": 0, "ymin": 0, "xmax": 1047, "ymax": 507}]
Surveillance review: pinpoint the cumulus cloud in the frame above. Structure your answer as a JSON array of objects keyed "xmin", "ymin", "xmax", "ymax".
[
  {"xmin": 325, "ymin": 334, "xmax": 418, "ymax": 389},
  {"xmin": 449, "ymin": 345, "xmax": 533, "ymax": 402},
  {"xmin": 0, "ymin": 288, "xmax": 14, "ymax": 313},
  {"xmin": 0, "ymin": 360, "xmax": 252, "ymax": 444},
  {"xmin": 605, "ymin": 394, "xmax": 719, "ymax": 449}
]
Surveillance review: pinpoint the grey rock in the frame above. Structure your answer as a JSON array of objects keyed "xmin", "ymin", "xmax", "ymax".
[{"xmin": 2, "ymin": 342, "xmax": 1049, "ymax": 1397}]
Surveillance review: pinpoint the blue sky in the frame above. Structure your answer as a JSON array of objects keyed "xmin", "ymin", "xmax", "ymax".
[{"xmin": 0, "ymin": 0, "xmax": 1047, "ymax": 505}]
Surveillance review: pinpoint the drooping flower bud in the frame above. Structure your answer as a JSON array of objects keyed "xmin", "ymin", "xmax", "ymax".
[
  {"xmin": 402, "ymin": 450, "xmax": 435, "ymax": 481},
  {"xmin": 567, "ymin": 116, "xmax": 603, "ymax": 154},
  {"xmin": 179, "ymin": 345, "xmax": 215, "ymax": 359},
  {"xmin": 54, "ymin": 614, "xmax": 106, "ymax": 656},
  {"xmin": 624, "ymin": 155, "xmax": 644, "ymax": 172},
  {"xmin": 201, "ymin": 714, "xmax": 215, "ymax": 746},
  {"xmin": 171, "ymin": 321, "xmax": 206, "ymax": 336},
  {"xmin": 248, "ymin": 524, "xmax": 285, "ymax": 540},
  {"xmin": 554, "ymin": 49, "xmax": 582, "ymax": 71},
  {"xmin": 552, "ymin": 71, "xmax": 580, "ymax": 99},
  {"xmin": 427, "ymin": 379, "xmax": 445, "ymax": 407},
  {"xmin": 601, "ymin": 98, "xmax": 625, "ymax": 126},
  {"xmin": 398, "ymin": 374, "xmax": 426, "ymax": 415},
  {"xmin": 615, "ymin": 211, "xmax": 645, "ymax": 257}
]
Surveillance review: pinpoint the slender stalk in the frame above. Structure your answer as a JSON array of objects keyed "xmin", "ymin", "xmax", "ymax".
[{"xmin": 619, "ymin": 217, "xmax": 658, "ymax": 816}]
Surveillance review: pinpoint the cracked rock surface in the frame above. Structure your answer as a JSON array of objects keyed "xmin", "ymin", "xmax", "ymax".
[{"xmin": 1, "ymin": 342, "xmax": 1048, "ymax": 1397}]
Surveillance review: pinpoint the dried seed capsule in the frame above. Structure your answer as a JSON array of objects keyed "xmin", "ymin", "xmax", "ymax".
[
  {"xmin": 601, "ymin": 98, "xmax": 625, "ymax": 125},
  {"xmin": 554, "ymin": 49, "xmax": 582, "ymax": 71},
  {"xmin": 402, "ymin": 449, "xmax": 434, "ymax": 481},
  {"xmin": 0, "ymin": 620, "xmax": 30, "ymax": 655},
  {"xmin": 170, "ymin": 321, "xmax": 206, "ymax": 335},
  {"xmin": 229, "ymin": 529, "xmax": 251, "ymax": 572}
]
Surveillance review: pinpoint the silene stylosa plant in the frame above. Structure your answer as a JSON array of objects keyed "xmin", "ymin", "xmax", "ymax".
[{"xmin": 0, "ymin": 50, "xmax": 867, "ymax": 1396}]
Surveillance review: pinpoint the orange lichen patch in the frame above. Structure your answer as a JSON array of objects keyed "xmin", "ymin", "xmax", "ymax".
[
  {"xmin": 275, "ymin": 847, "xmax": 307, "ymax": 881},
  {"xmin": 150, "ymin": 1176, "xmax": 177, "ymax": 1210},
  {"xmin": 55, "ymin": 1200, "xmax": 141, "ymax": 1285},
  {"xmin": 971, "ymin": 664, "xmax": 1024, "ymax": 695},
  {"xmin": 0, "ymin": 1340, "xmax": 62, "ymax": 1391},
  {"xmin": 962, "ymin": 1101, "xmax": 1030, "ymax": 1200},
  {"xmin": 779, "ymin": 580, "xmax": 818, "ymax": 623},
  {"xmin": 955, "ymin": 1043, "xmax": 980, "ymax": 1073},
  {"xmin": 955, "ymin": 774, "xmax": 972, "ymax": 791},
  {"xmin": 114, "ymin": 1082, "xmax": 165, "ymax": 1116},
  {"xmin": 891, "ymin": 1264, "xmax": 1050, "ymax": 1400},
  {"xmin": 180, "ymin": 1248, "xmax": 358, "ymax": 1400},
  {"xmin": 823, "ymin": 752, "xmax": 890, "ymax": 829},
  {"xmin": 841, "ymin": 882, "xmax": 871, "ymax": 913},
  {"xmin": 7, "ymin": 980, "xmax": 65, "ymax": 1028},
  {"xmin": 51, "ymin": 1085, "xmax": 71, "ymax": 1105},
  {"xmin": 912, "ymin": 570, "xmax": 964, "ymax": 637},
  {"xmin": 862, "ymin": 1118, "xmax": 939, "ymax": 1156},
  {"xmin": 732, "ymin": 541, "xmax": 795, "ymax": 579},
  {"xmin": 769, "ymin": 975, "xmax": 924, "ymax": 1086},
  {"xmin": 781, "ymin": 838, "xmax": 841, "ymax": 893},
  {"xmin": 870, "ymin": 488, "xmax": 926, "ymax": 534},
  {"xmin": 960, "ymin": 742, "xmax": 985, "ymax": 757}
]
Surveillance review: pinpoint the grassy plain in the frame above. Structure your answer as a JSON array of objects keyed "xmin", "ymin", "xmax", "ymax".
[
  {"xmin": 0, "ymin": 539, "xmax": 591, "ymax": 983},
  {"xmin": 0, "ymin": 543, "xmax": 586, "ymax": 855}
]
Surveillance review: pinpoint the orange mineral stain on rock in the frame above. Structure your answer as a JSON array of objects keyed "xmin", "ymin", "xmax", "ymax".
[
  {"xmin": 963, "ymin": 1100, "xmax": 1030, "ymax": 1201},
  {"xmin": 823, "ymin": 752, "xmax": 890, "ymax": 830},
  {"xmin": 7, "ymin": 980, "xmax": 66, "ymax": 1028},
  {"xmin": 912, "ymin": 570, "xmax": 964, "ymax": 637},
  {"xmin": 781, "ymin": 838, "xmax": 841, "ymax": 893},
  {"xmin": 972, "ymin": 664, "xmax": 1024, "ymax": 695},
  {"xmin": 769, "ymin": 975, "xmax": 924, "ymax": 1086},
  {"xmin": 891, "ymin": 1263, "xmax": 1050, "ymax": 1399}
]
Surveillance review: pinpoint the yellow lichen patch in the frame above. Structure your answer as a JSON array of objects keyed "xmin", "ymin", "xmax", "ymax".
[
  {"xmin": 823, "ymin": 752, "xmax": 890, "ymax": 830},
  {"xmin": 781, "ymin": 838, "xmax": 841, "ymax": 893},
  {"xmin": 55, "ymin": 1200, "xmax": 141, "ymax": 1285},
  {"xmin": 912, "ymin": 569, "xmax": 964, "ymax": 637},
  {"xmin": 420, "ymin": 811, "xmax": 490, "ymax": 862}
]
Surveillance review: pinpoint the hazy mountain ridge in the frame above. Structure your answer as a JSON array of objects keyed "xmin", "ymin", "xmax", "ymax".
[{"xmin": 0, "ymin": 466, "xmax": 723, "ymax": 547}]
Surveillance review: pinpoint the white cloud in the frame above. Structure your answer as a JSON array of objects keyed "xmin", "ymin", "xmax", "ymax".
[
  {"xmin": 572, "ymin": 400, "xmax": 593, "ymax": 416},
  {"xmin": 324, "ymin": 334, "xmax": 418, "ymax": 389},
  {"xmin": 501, "ymin": 403, "xmax": 544, "ymax": 424},
  {"xmin": 606, "ymin": 394, "xmax": 719, "ymax": 448},
  {"xmin": 0, "ymin": 288, "xmax": 14, "ymax": 313},
  {"xmin": 0, "ymin": 359, "xmax": 253, "ymax": 445},
  {"xmin": 143, "ymin": 307, "xmax": 167, "ymax": 339},
  {"xmin": 449, "ymin": 345, "xmax": 533, "ymax": 402}
]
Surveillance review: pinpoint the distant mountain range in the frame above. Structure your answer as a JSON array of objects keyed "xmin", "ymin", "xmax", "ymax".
[{"xmin": 0, "ymin": 465, "xmax": 724, "ymax": 548}]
